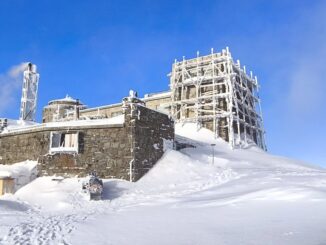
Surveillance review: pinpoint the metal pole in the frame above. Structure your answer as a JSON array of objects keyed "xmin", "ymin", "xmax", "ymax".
[{"xmin": 211, "ymin": 143, "xmax": 216, "ymax": 164}]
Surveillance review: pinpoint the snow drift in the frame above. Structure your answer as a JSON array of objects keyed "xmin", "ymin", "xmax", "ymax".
[
  {"xmin": 0, "ymin": 123, "xmax": 325, "ymax": 245},
  {"xmin": 0, "ymin": 160, "xmax": 37, "ymax": 191}
]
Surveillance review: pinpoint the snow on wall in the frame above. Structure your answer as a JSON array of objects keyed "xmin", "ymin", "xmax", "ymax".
[
  {"xmin": 0, "ymin": 160, "xmax": 38, "ymax": 191},
  {"xmin": 1, "ymin": 115, "xmax": 125, "ymax": 135}
]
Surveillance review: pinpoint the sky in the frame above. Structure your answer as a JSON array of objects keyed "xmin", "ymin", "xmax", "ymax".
[{"xmin": 0, "ymin": 0, "xmax": 325, "ymax": 167}]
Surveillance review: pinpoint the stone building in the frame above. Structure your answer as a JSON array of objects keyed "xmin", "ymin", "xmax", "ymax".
[
  {"xmin": 42, "ymin": 95, "xmax": 86, "ymax": 123},
  {"xmin": 0, "ymin": 96, "xmax": 174, "ymax": 181},
  {"xmin": 79, "ymin": 91, "xmax": 171, "ymax": 120},
  {"xmin": 0, "ymin": 47, "xmax": 266, "ymax": 182}
]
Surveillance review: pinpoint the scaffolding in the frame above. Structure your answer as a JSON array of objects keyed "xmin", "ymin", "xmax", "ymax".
[
  {"xmin": 19, "ymin": 63, "xmax": 40, "ymax": 122},
  {"xmin": 170, "ymin": 47, "xmax": 266, "ymax": 150}
]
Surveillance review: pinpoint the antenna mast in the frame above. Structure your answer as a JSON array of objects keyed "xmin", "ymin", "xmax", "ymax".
[{"xmin": 19, "ymin": 63, "xmax": 40, "ymax": 121}]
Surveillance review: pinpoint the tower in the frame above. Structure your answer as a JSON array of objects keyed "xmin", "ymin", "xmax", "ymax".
[
  {"xmin": 170, "ymin": 48, "xmax": 266, "ymax": 150},
  {"xmin": 19, "ymin": 63, "xmax": 40, "ymax": 122}
]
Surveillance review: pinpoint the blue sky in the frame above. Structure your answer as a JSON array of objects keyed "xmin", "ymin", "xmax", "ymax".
[{"xmin": 0, "ymin": 0, "xmax": 325, "ymax": 167}]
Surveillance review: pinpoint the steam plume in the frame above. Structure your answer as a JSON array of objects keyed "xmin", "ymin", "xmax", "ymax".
[{"xmin": 0, "ymin": 63, "xmax": 29, "ymax": 115}]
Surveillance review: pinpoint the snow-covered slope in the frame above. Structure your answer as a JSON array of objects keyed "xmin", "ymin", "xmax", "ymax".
[{"xmin": 1, "ymin": 123, "xmax": 326, "ymax": 245}]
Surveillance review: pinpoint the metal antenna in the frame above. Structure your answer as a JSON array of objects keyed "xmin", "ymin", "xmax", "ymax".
[{"xmin": 19, "ymin": 63, "xmax": 40, "ymax": 122}]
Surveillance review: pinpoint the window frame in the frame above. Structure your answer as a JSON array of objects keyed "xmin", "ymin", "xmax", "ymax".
[{"xmin": 49, "ymin": 131, "xmax": 79, "ymax": 153}]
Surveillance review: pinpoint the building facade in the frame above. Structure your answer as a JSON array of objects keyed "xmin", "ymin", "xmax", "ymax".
[{"xmin": 0, "ymin": 96, "xmax": 174, "ymax": 181}]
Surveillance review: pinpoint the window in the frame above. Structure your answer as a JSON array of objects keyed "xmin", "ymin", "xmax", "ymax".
[
  {"xmin": 111, "ymin": 111, "xmax": 122, "ymax": 117},
  {"xmin": 50, "ymin": 132, "xmax": 79, "ymax": 153}
]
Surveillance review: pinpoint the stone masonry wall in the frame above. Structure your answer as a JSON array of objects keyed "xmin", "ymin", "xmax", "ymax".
[
  {"xmin": 0, "ymin": 124, "xmax": 133, "ymax": 180},
  {"xmin": 0, "ymin": 131, "xmax": 49, "ymax": 164},
  {"xmin": 39, "ymin": 126, "xmax": 132, "ymax": 179},
  {"xmin": 0, "ymin": 98, "xmax": 174, "ymax": 182},
  {"xmin": 123, "ymin": 99, "xmax": 174, "ymax": 181}
]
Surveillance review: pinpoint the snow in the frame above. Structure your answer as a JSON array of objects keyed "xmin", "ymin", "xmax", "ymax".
[
  {"xmin": 0, "ymin": 171, "xmax": 12, "ymax": 178},
  {"xmin": 153, "ymin": 143, "xmax": 159, "ymax": 150},
  {"xmin": 143, "ymin": 91, "xmax": 171, "ymax": 100},
  {"xmin": 0, "ymin": 161, "xmax": 38, "ymax": 190},
  {"xmin": 45, "ymin": 114, "xmax": 125, "ymax": 127},
  {"xmin": 1, "ymin": 119, "xmax": 39, "ymax": 133},
  {"xmin": 48, "ymin": 95, "xmax": 79, "ymax": 104},
  {"xmin": 1, "ymin": 115, "xmax": 125, "ymax": 134},
  {"xmin": 1, "ymin": 123, "xmax": 326, "ymax": 244}
]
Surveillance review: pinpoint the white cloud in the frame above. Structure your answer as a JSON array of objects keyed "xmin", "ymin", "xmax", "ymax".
[{"xmin": 0, "ymin": 63, "xmax": 28, "ymax": 115}]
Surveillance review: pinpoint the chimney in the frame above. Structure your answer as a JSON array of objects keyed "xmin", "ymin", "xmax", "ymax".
[{"xmin": 75, "ymin": 99, "xmax": 80, "ymax": 120}]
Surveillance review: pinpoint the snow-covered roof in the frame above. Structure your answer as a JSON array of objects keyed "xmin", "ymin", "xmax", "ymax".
[
  {"xmin": 80, "ymin": 91, "xmax": 171, "ymax": 113},
  {"xmin": 45, "ymin": 114, "xmax": 125, "ymax": 128},
  {"xmin": 81, "ymin": 102, "xmax": 122, "ymax": 112},
  {"xmin": 143, "ymin": 91, "xmax": 171, "ymax": 100},
  {"xmin": 0, "ymin": 171, "xmax": 12, "ymax": 178},
  {"xmin": 48, "ymin": 95, "xmax": 84, "ymax": 105},
  {"xmin": 0, "ymin": 115, "xmax": 125, "ymax": 135},
  {"xmin": 1, "ymin": 119, "xmax": 40, "ymax": 133}
]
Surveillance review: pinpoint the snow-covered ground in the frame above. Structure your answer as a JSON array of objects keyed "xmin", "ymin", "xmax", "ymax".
[{"xmin": 1, "ymin": 123, "xmax": 326, "ymax": 245}]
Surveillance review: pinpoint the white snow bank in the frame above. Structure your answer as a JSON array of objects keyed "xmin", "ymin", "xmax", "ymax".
[
  {"xmin": 0, "ymin": 171, "xmax": 12, "ymax": 178},
  {"xmin": 1, "ymin": 122, "xmax": 326, "ymax": 244},
  {"xmin": 176, "ymin": 122, "xmax": 219, "ymax": 144},
  {"xmin": 0, "ymin": 199, "xmax": 30, "ymax": 212},
  {"xmin": 0, "ymin": 161, "xmax": 38, "ymax": 191},
  {"xmin": 14, "ymin": 177, "xmax": 84, "ymax": 212},
  {"xmin": 136, "ymin": 150, "xmax": 235, "ymax": 194},
  {"xmin": 176, "ymin": 122, "xmax": 320, "ymax": 170}
]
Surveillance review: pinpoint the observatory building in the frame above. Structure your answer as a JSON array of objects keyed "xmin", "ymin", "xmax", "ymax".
[{"xmin": 0, "ymin": 47, "xmax": 267, "ymax": 182}]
